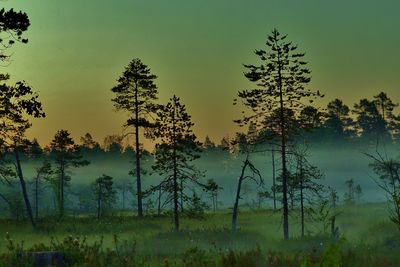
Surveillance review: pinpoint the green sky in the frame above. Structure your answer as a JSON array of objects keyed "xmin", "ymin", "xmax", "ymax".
[{"xmin": 2, "ymin": 0, "xmax": 400, "ymax": 147}]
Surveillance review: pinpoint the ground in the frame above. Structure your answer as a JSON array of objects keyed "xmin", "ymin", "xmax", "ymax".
[{"xmin": 0, "ymin": 203, "xmax": 399, "ymax": 266}]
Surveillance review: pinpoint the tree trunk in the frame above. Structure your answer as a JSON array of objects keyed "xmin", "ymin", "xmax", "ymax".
[
  {"xmin": 97, "ymin": 196, "xmax": 101, "ymax": 219},
  {"xmin": 35, "ymin": 174, "xmax": 39, "ymax": 220},
  {"xmin": 277, "ymin": 48, "xmax": 289, "ymax": 240},
  {"xmin": 215, "ymin": 193, "xmax": 218, "ymax": 211},
  {"xmin": 299, "ymin": 160, "xmax": 305, "ymax": 238},
  {"xmin": 15, "ymin": 148, "xmax": 36, "ymax": 229},
  {"xmin": 97, "ymin": 182, "xmax": 101, "ymax": 219},
  {"xmin": 172, "ymin": 98, "xmax": 179, "ymax": 232},
  {"xmin": 213, "ymin": 195, "xmax": 216, "ymax": 212},
  {"xmin": 122, "ymin": 187, "xmax": 125, "ymax": 210},
  {"xmin": 157, "ymin": 186, "xmax": 162, "ymax": 216},
  {"xmin": 180, "ymin": 178, "xmax": 184, "ymax": 212},
  {"xmin": 134, "ymin": 84, "xmax": 143, "ymax": 217},
  {"xmin": 60, "ymin": 162, "xmax": 65, "ymax": 219},
  {"xmin": 272, "ymin": 147, "xmax": 276, "ymax": 211},
  {"xmin": 232, "ymin": 158, "xmax": 249, "ymax": 232}
]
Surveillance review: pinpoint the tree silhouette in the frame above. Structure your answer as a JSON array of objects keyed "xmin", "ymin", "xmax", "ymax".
[
  {"xmin": 203, "ymin": 178, "xmax": 222, "ymax": 212},
  {"xmin": 33, "ymin": 160, "xmax": 52, "ymax": 220},
  {"xmin": 150, "ymin": 95, "xmax": 202, "ymax": 232},
  {"xmin": 49, "ymin": 130, "xmax": 89, "ymax": 219},
  {"xmin": 102, "ymin": 134, "xmax": 123, "ymax": 154},
  {"xmin": 324, "ymin": 99, "xmax": 354, "ymax": 141},
  {"xmin": 294, "ymin": 149, "xmax": 324, "ymax": 238},
  {"xmin": 93, "ymin": 174, "xmax": 116, "ymax": 219},
  {"xmin": 0, "ymin": 75, "xmax": 45, "ymax": 228},
  {"xmin": 203, "ymin": 135, "xmax": 216, "ymax": 151},
  {"xmin": 353, "ymin": 99, "xmax": 388, "ymax": 142},
  {"xmin": 231, "ymin": 154, "xmax": 262, "ymax": 232},
  {"xmin": 234, "ymin": 29, "xmax": 323, "ymax": 239},
  {"xmin": 373, "ymin": 92, "xmax": 400, "ymax": 141},
  {"xmin": 367, "ymin": 152, "xmax": 400, "ymax": 231},
  {"xmin": 0, "ymin": 8, "xmax": 30, "ymax": 62},
  {"xmin": 80, "ymin": 133, "xmax": 100, "ymax": 149},
  {"xmin": 111, "ymin": 58, "xmax": 158, "ymax": 217}
]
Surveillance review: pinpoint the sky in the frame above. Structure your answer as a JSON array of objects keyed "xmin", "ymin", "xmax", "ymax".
[{"xmin": 2, "ymin": 0, "xmax": 400, "ymax": 148}]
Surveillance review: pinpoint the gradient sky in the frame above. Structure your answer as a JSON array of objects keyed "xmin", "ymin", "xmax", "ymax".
[{"xmin": 2, "ymin": 0, "xmax": 400, "ymax": 148}]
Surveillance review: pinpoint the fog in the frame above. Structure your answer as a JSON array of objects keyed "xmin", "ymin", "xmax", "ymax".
[{"xmin": 2, "ymin": 141, "xmax": 397, "ymax": 217}]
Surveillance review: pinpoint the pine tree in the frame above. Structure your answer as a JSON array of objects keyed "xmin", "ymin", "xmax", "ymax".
[
  {"xmin": 0, "ymin": 75, "xmax": 45, "ymax": 228},
  {"xmin": 234, "ymin": 29, "xmax": 323, "ymax": 239},
  {"xmin": 49, "ymin": 130, "xmax": 89, "ymax": 219},
  {"xmin": 0, "ymin": 8, "xmax": 30, "ymax": 62},
  {"xmin": 150, "ymin": 95, "xmax": 202, "ymax": 232},
  {"xmin": 324, "ymin": 99, "xmax": 354, "ymax": 141},
  {"xmin": 353, "ymin": 99, "xmax": 388, "ymax": 142},
  {"xmin": 203, "ymin": 135, "xmax": 216, "ymax": 150},
  {"xmin": 373, "ymin": 92, "xmax": 400, "ymax": 141},
  {"xmin": 93, "ymin": 175, "xmax": 116, "ymax": 219},
  {"xmin": 111, "ymin": 58, "xmax": 158, "ymax": 217}
]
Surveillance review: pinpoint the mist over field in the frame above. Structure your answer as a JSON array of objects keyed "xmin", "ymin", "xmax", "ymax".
[{"xmin": 3, "ymin": 140, "xmax": 397, "ymax": 216}]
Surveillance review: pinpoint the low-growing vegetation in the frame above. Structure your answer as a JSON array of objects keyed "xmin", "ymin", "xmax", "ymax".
[{"xmin": 0, "ymin": 204, "xmax": 399, "ymax": 266}]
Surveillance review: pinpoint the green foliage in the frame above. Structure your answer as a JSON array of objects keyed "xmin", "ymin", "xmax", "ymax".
[
  {"xmin": 0, "ymin": 8, "xmax": 30, "ymax": 62},
  {"xmin": 220, "ymin": 246, "xmax": 264, "ymax": 267},
  {"xmin": 111, "ymin": 58, "xmax": 158, "ymax": 129},
  {"xmin": 150, "ymin": 95, "xmax": 204, "ymax": 231},
  {"xmin": 368, "ymin": 154, "xmax": 400, "ymax": 231},
  {"xmin": 0, "ymin": 205, "xmax": 398, "ymax": 266},
  {"xmin": 184, "ymin": 192, "xmax": 209, "ymax": 219},
  {"xmin": 48, "ymin": 130, "xmax": 90, "ymax": 218},
  {"xmin": 93, "ymin": 174, "xmax": 117, "ymax": 219}
]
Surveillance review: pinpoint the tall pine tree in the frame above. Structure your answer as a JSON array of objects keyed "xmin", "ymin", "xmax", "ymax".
[
  {"xmin": 150, "ymin": 95, "xmax": 202, "ymax": 232},
  {"xmin": 111, "ymin": 58, "xmax": 158, "ymax": 217},
  {"xmin": 49, "ymin": 130, "xmax": 89, "ymax": 219},
  {"xmin": 234, "ymin": 29, "xmax": 323, "ymax": 239}
]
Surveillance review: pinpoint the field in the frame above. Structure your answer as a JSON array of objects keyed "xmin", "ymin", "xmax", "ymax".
[{"xmin": 1, "ymin": 203, "xmax": 399, "ymax": 266}]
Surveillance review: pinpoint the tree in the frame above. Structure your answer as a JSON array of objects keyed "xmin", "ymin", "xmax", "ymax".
[
  {"xmin": 33, "ymin": 161, "xmax": 52, "ymax": 220},
  {"xmin": 111, "ymin": 58, "xmax": 158, "ymax": 217},
  {"xmin": 234, "ymin": 29, "xmax": 323, "ymax": 239},
  {"xmin": 355, "ymin": 184, "xmax": 363, "ymax": 204},
  {"xmin": 367, "ymin": 152, "xmax": 400, "ymax": 231},
  {"xmin": 0, "ymin": 75, "xmax": 45, "ymax": 228},
  {"xmin": 373, "ymin": 92, "xmax": 400, "ymax": 141},
  {"xmin": 343, "ymin": 179, "xmax": 355, "ymax": 205},
  {"xmin": 80, "ymin": 133, "xmax": 101, "ymax": 154},
  {"xmin": 230, "ymin": 132, "xmax": 263, "ymax": 231},
  {"xmin": 257, "ymin": 190, "xmax": 272, "ymax": 209},
  {"xmin": 0, "ymin": 7, "xmax": 39, "ymax": 229},
  {"xmin": 323, "ymin": 99, "xmax": 354, "ymax": 141},
  {"xmin": 203, "ymin": 178, "xmax": 222, "ymax": 212},
  {"xmin": 27, "ymin": 139, "xmax": 53, "ymax": 220},
  {"xmin": 353, "ymin": 99, "xmax": 388, "ymax": 142},
  {"xmin": 231, "ymin": 154, "xmax": 262, "ymax": 232},
  {"xmin": 294, "ymin": 150, "xmax": 324, "ymax": 238},
  {"xmin": 218, "ymin": 137, "xmax": 230, "ymax": 150},
  {"xmin": 115, "ymin": 178, "xmax": 132, "ymax": 211},
  {"xmin": 185, "ymin": 191, "xmax": 209, "ymax": 219},
  {"xmin": 373, "ymin": 92, "xmax": 398, "ymax": 125},
  {"xmin": 93, "ymin": 174, "xmax": 116, "ymax": 219},
  {"xmin": 203, "ymin": 135, "xmax": 216, "ymax": 151},
  {"xmin": 0, "ymin": 8, "xmax": 30, "ymax": 62},
  {"xmin": 49, "ymin": 130, "xmax": 89, "ymax": 219},
  {"xmin": 150, "ymin": 95, "xmax": 202, "ymax": 232},
  {"xmin": 102, "ymin": 134, "xmax": 123, "ymax": 153}
]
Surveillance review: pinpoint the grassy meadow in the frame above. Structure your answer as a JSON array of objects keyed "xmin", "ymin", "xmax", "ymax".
[{"xmin": 0, "ymin": 203, "xmax": 399, "ymax": 266}]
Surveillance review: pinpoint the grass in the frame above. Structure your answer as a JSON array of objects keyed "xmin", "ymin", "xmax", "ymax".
[{"xmin": 0, "ymin": 203, "xmax": 399, "ymax": 266}]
